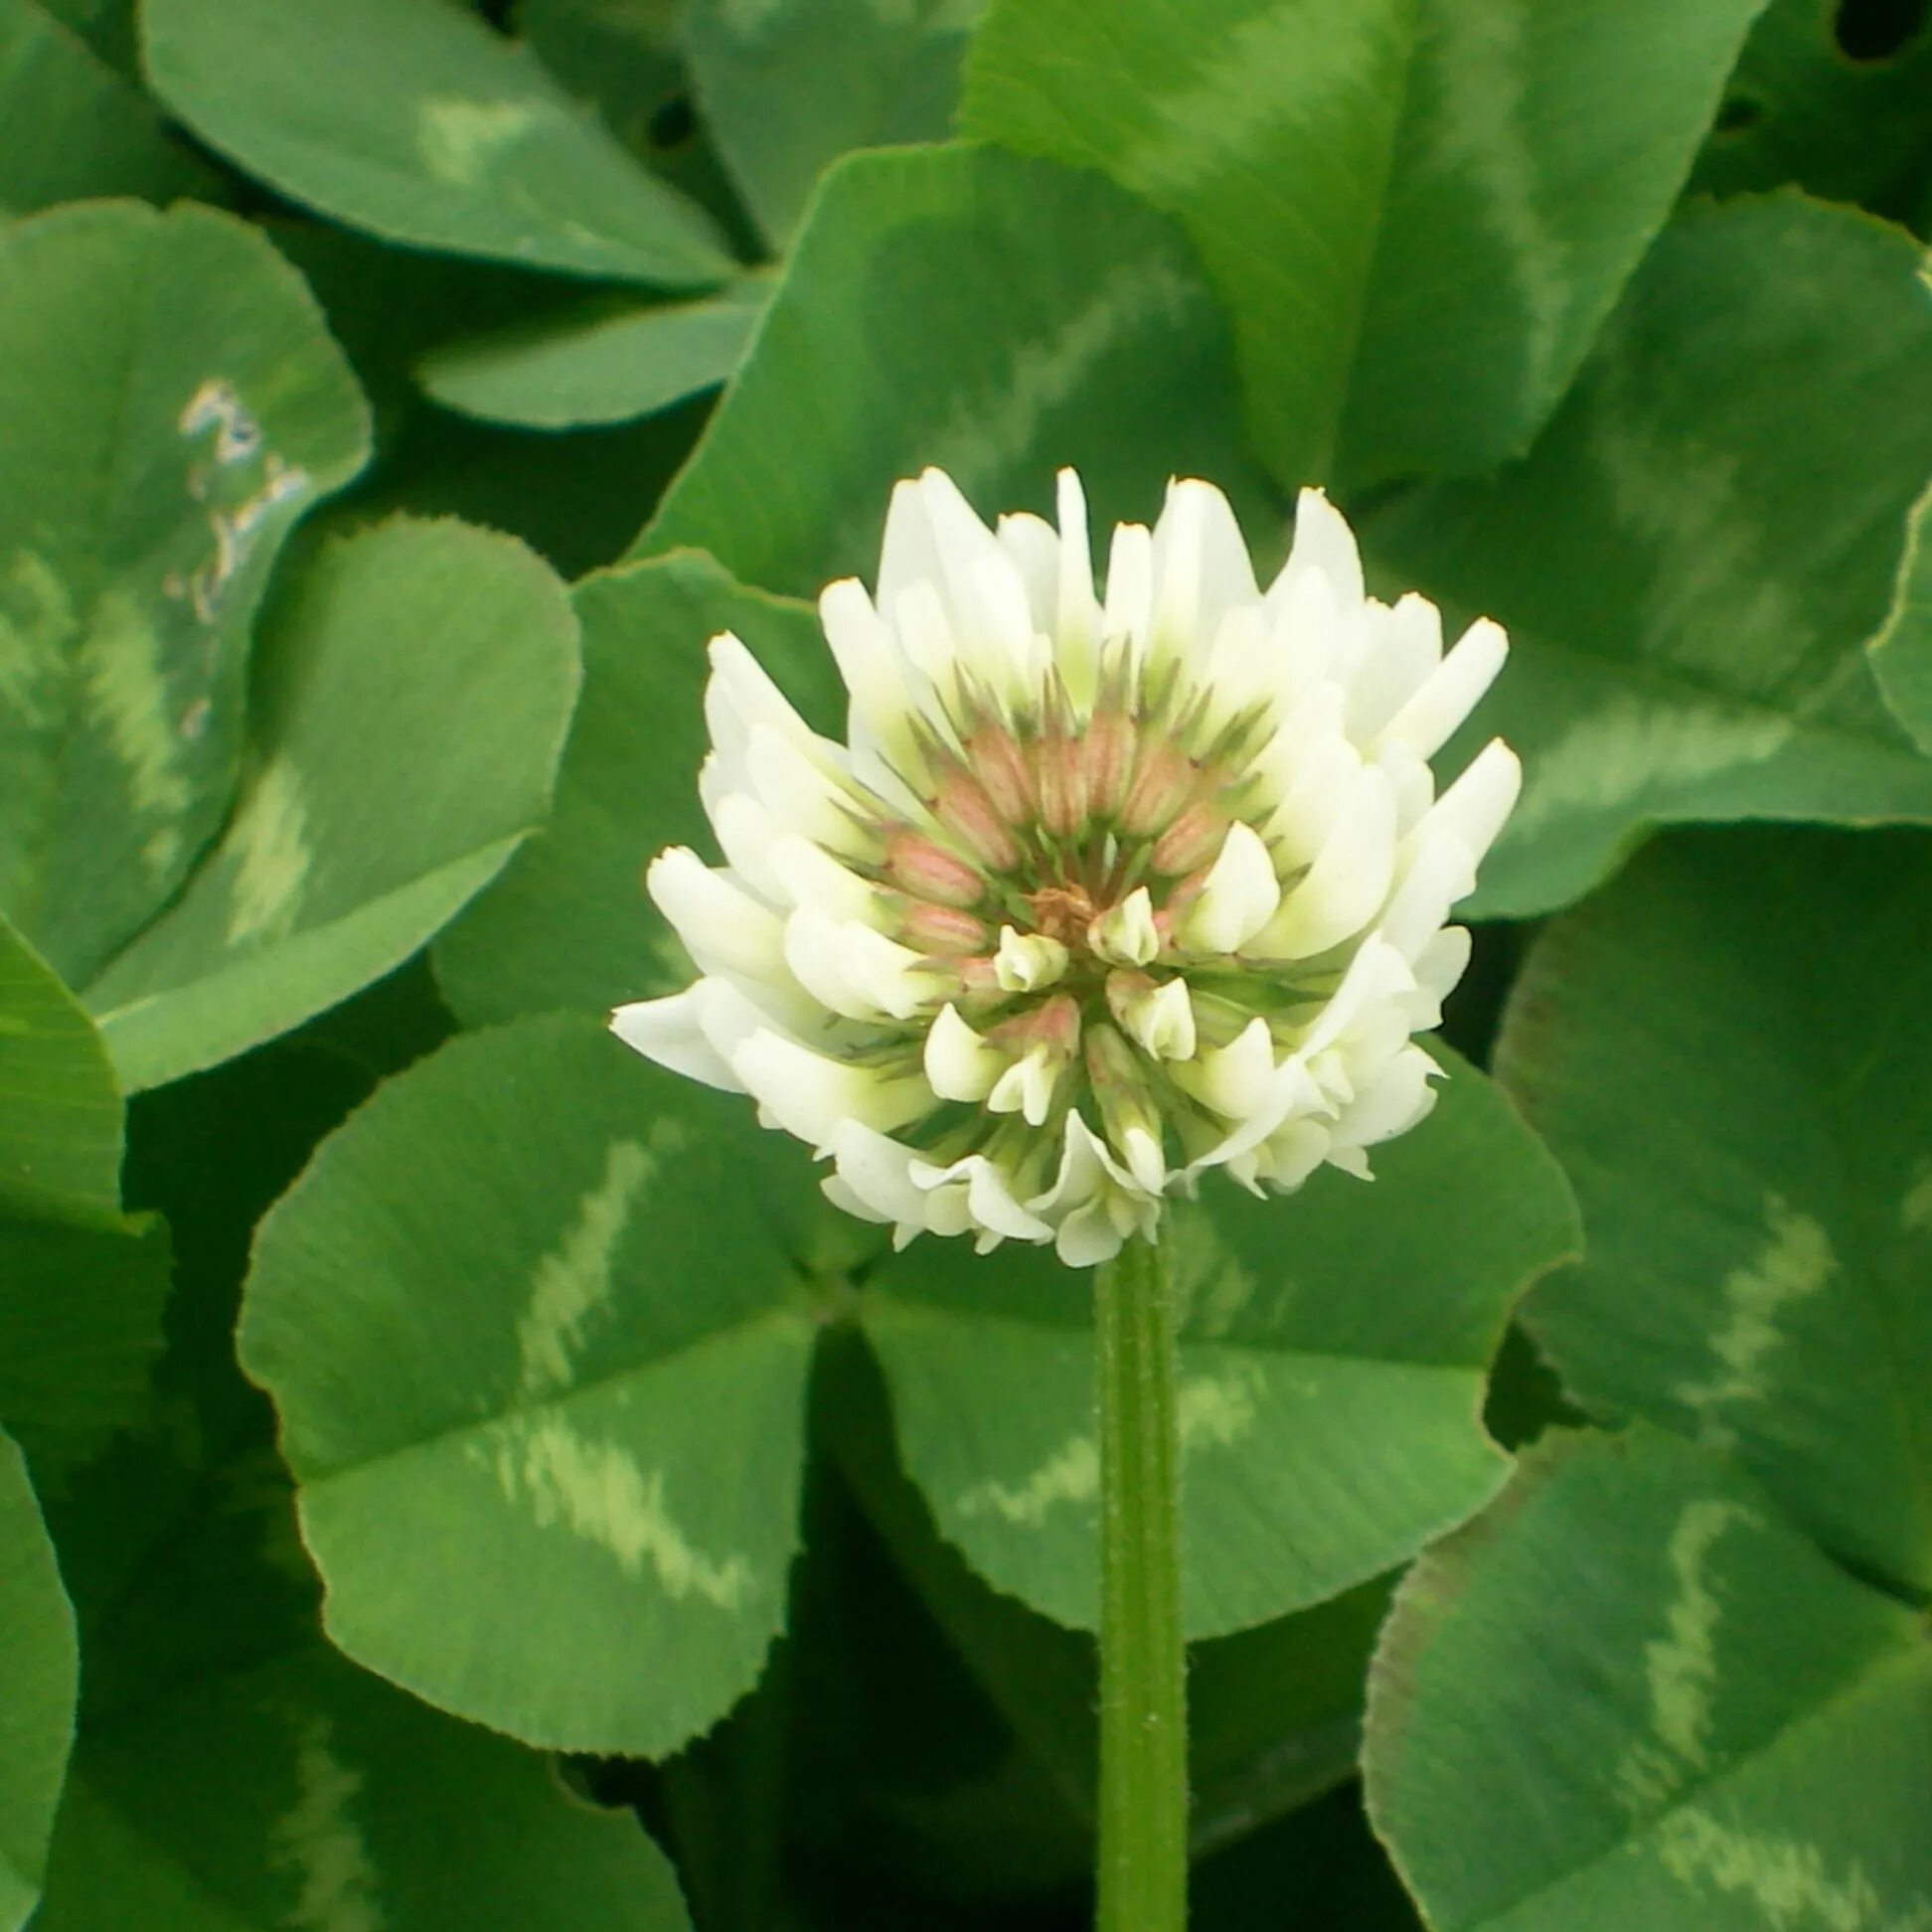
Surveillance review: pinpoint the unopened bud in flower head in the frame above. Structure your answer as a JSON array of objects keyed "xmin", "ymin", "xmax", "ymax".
[
  {"xmin": 886, "ymin": 829, "xmax": 987, "ymax": 908},
  {"xmin": 931, "ymin": 769, "xmax": 1020, "ymax": 872},
  {"xmin": 899, "ymin": 899, "xmax": 990, "ymax": 957}
]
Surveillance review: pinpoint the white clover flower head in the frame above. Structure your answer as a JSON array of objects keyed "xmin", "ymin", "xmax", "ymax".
[{"xmin": 612, "ymin": 468, "xmax": 1519, "ymax": 1267}]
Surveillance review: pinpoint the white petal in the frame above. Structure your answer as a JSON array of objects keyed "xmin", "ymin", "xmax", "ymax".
[
  {"xmin": 1413, "ymin": 926, "xmax": 1473, "ymax": 1004},
  {"xmin": 744, "ymin": 720, "xmax": 868, "ymax": 856},
  {"xmin": 1269, "ymin": 489, "xmax": 1364, "ymax": 612},
  {"xmin": 610, "ymin": 986, "xmax": 740, "ymax": 1090},
  {"xmin": 924, "ymin": 1003, "xmax": 1003, "ymax": 1102},
  {"xmin": 1174, "ymin": 1016, "xmax": 1276, "ymax": 1120},
  {"xmin": 1378, "ymin": 617, "xmax": 1508, "ymax": 758},
  {"xmin": 731, "ymin": 1032, "xmax": 927, "ymax": 1151},
  {"xmin": 1332, "ymin": 1046, "xmax": 1440, "ymax": 1153},
  {"xmin": 1176, "ymin": 820, "xmax": 1281, "ymax": 953},
  {"xmin": 766, "ymin": 832, "xmax": 883, "ymax": 923},
  {"xmin": 1255, "ymin": 767, "xmax": 1397, "ymax": 960},
  {"xmin": 1427, "ymin": 738, "xmax": 1522, "ymax": 868},
  {"xmin": 1117, "ymin": 977, "xmax": 1196, "ymax": 1060},
  {"xmin": 910, "ymin": 1153, "xmax": 1051, "ymax": 1242},
  {"xmin": 1089, "ymin": 886, "xmax": 1160, "ymax": 966},
  {"xmin": 988, "ymin": 1046, "xmax": 1059, "ymax": 1127},
  {"xmin": 1101, "ymin": 521, "xmax": 1153, "ymax": 657},
  {"xmin": 647, "ymin": 848, "xmax": 788, "ymax": 983},
  {"xmin": 1264, "ymin": 561, "xmax": 1343, "ymax": 705},
  {"xmin": 1054, "ymin": 468, "xmax": 1101, "ymax": 701},
  {"xmin": 705, "ymin": 633, "xmax": 819, "ymax": 770},
  {"xmin": 995, "ymin": 510, "xmax": 1060, "ymax": 633},
  {"xmin": 704, "ymin": 782, "xmax": 789, "ymax": 902},
  {"xmin": 820, "ymin": 576, "xmax": 926, "ymax": 779},
  {"xmin": 995, "ymin": 926, "xmax": 1069, "ymax": 993},
  {"xmin": 783, "ymin": 907, "xmax": 929, "ymax": 1022},
  {"xmin": 1148, "ymin": 478, "xmax": 1258, "ymax": 672},
  {"xmin": 1299, "ymin": 936, "xmax": 1415, "ymax": 1059},
  {"xmin": 1378, "ymin": 827, "xmax": 1478, "ymax": 963},
  {"xmin": 1121, "ymin": 1123, "xmax": 1167, "ymax": 1195},
  {"xmin": 1349, "ymin": 592, "xmax": 1443, "ymax": 744},
  {"xmin": 827, "ymin": 1120, "xmax": 929, "ymax": 1225},
  {"xmin": 1057, "ymin": 1204, "xmax": 1128, "ymax": 1267}
]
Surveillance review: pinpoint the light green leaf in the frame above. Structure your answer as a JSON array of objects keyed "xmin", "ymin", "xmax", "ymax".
[
  {"xmin": 0, "ymin": 1427, "xmax": 77, "ymax": 1932},
  {"xmin": 1687, "ymin": 0, "xmax": 1932, "ymax": 209},
  {"xmin": 1368, "ymin": 194, "xmax": 1932, "ymax": 919},
  {"xmin": 141, "ymin": 0, "xmax": 734, "ymax": 286},
  {"xmin": 82, "ymin": 517, "xmax": 579, "ymax": 1092},
  {"xmin": 0, "ymin": 913, "xmax": 119, "ymax": 1218},
  {"xmin": 1869, "ymin": 481, "xmax": 1932, "ymax": 756},
  {"xmin": 416, "ymin": 273, "xmax": 771, "ymax": 428},
  {"xmin": 863, "ymin": 1054, "xmax": 1578, "ymax": 1638},
  {"xmin": 1365, "ymin": 1428, "xmax": 1932, "ymax": 1931},
  {"xmin": 433, "ymin": 550, "xmax": 837, "ymax": 1028},
  {"xmin": 0, "ymin": 0, "xmax": 220, "ymax": 218},
  {"xmin": 817, "ymin": 1332, "xmax": 1385, "ymax": 1872},
  {"xmin": 0, "ymin": 201, "xmax": 370, "ymax": 988},
  {"xmin": 683, "ymin": 0, "xmax": 981, "ymax": 245},
  {"xmin": 241, "ymin": 1015, "xmax": 826, "ymax": 1756},
  {"xmin": 963, "ymin": 0, "xmax": 1765, "ymax": 490},
  {"xmin": 0, "ymin": 915, "xmax": 167, "ymax": 1486},
  {"xmin": 634, "ymin": 141, "xmax": 1273, "ymax": 598},
  {"xmin": 1495, "ymin": 828, "xmax": 1932, "ymax": 1600},
  {"xmin": 37, "ymin": 1369, "xmax": 691, "ymax": 1930}
]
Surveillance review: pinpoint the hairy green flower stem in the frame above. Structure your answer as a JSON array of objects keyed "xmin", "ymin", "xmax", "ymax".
[{"xmin": 1094, "ymin": 1230, "xmax": 1189, "ymax": 1931}]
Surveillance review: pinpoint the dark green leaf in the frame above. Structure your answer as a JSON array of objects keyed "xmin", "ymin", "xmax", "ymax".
[
  {"xmin": 0, "ymin": 1427, "xmax": 76, "ymax": 1932},
  {"xmin": 1368, "ymin": 195, "xmax": 1932, "ymax": 917},
  {"xmin": 416, "ymin": 274, "xmax": 771, "ymax": 428},
  {"xmin": 684, "ymin": 0, "xmax": 981, "ymax": 245},
  {"xmin": 433, "ymin": 550, "xmax": 837, "ymax": 1028},
  {"xmin": 142, "ymin": 0, "xmax": 735, "ymax": 285},
  {"xmin": 83, "ymin": 517, "xmax": 580, "ymax": 1091},
  {"xmin": 0, "ymin": 0, "xmax": 221, "ymax": 218},
  {"xmin": 1869, "ymin": 481, "xmax": 1932, "ymax": 755},
  {"xmin": 1496, "ymin": 828, "xmax": 1932, "ymax": 1597},
  {"xmin": 964, "ymin": 0, "xmax": 1766, "ymax": 489},
  {"xmin": 634, "ymin": 141, "xmax": 1273, "ymax": 598},
  {"xmin": 1366, "ymin": 1428, "xmax": 1932, "ymax": 1930},
  {"xmin": 0, "ymin": 201, "xmax": 370, "ymax": 986},
  {"xmin": 241, "ymin": 1015, "xmax": 827, "ymax": 1755},
  {"xmin": 863, "ymin": 1053, "xmax": 1578, "ymax": 1636}
]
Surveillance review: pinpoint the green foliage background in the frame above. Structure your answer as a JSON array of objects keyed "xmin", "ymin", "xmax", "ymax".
[{"xmin": 2, "ymin": 0, "xmax": 1929, "ymax": 1925}]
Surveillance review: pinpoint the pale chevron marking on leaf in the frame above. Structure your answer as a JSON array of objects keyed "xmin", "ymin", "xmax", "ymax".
[
  {"xmin": 1586, "ymin": 336, "xmax": 1807, "ymax": 672},
  {"xmin": 958, "ymin": 1433, "xmax": 1098, "ymax": 1528},
  {"xmin": 1174, "ymin": 1215, "xmax": 1258, "ymax": 1340},
  {"xmin": 225, "ymin": 755, "xmax": 312, "ymax": 946},
  {"xmin": 957, "ymin": 1364, "xmax": 1263, "ymax": 1527},
  {"xmin": 1676, "ymin": 1198, "xmax": 1835, "ymax": 1453},
  {"xmin": 917, "ymin": 259, "xmax": 1193, "ymax": 514},
  {"xmin": 1658, "ymin": 1810, "xmax": 1932, "ymax": 1930},
  {"xmin": 518, "ymin": 1126, "xmax": 685, "ymax": 1397},
  {"xmin": 1615, "ymin": 1498, "xmax": 1757, "ymax": 1813},
  {"xmin": 0, "ymin": 552, "xmax": 74, "ymax": 729},
  {"xmin": 1419, "ymin": 0, "xmax": 1565, "ymax": 402},
  {"xmin": 1504, "ymin": 684, "xmax": 1795, "ymax": 837},
  {"xmin": 269, "ymin": 1716, "xmax": 383, "ymax": 1932},
  {"xmin": 1121, "ymin": 7, "xmax": 1364, "ymax": 215},
  {"xmin": 81, "ymin": 589, "xmax": 190, "ymax": 879},
  {"xmin": 1900, "ymin": 1160, "xmax": 1932, "ymax": 1235},
  {"xmin": 490, "ymin": 1420, "xmax": 751, "ymax": 1607},
  {"xmin": 417, "ymin": 98, "xmax": 538, "ymax": 186}
]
